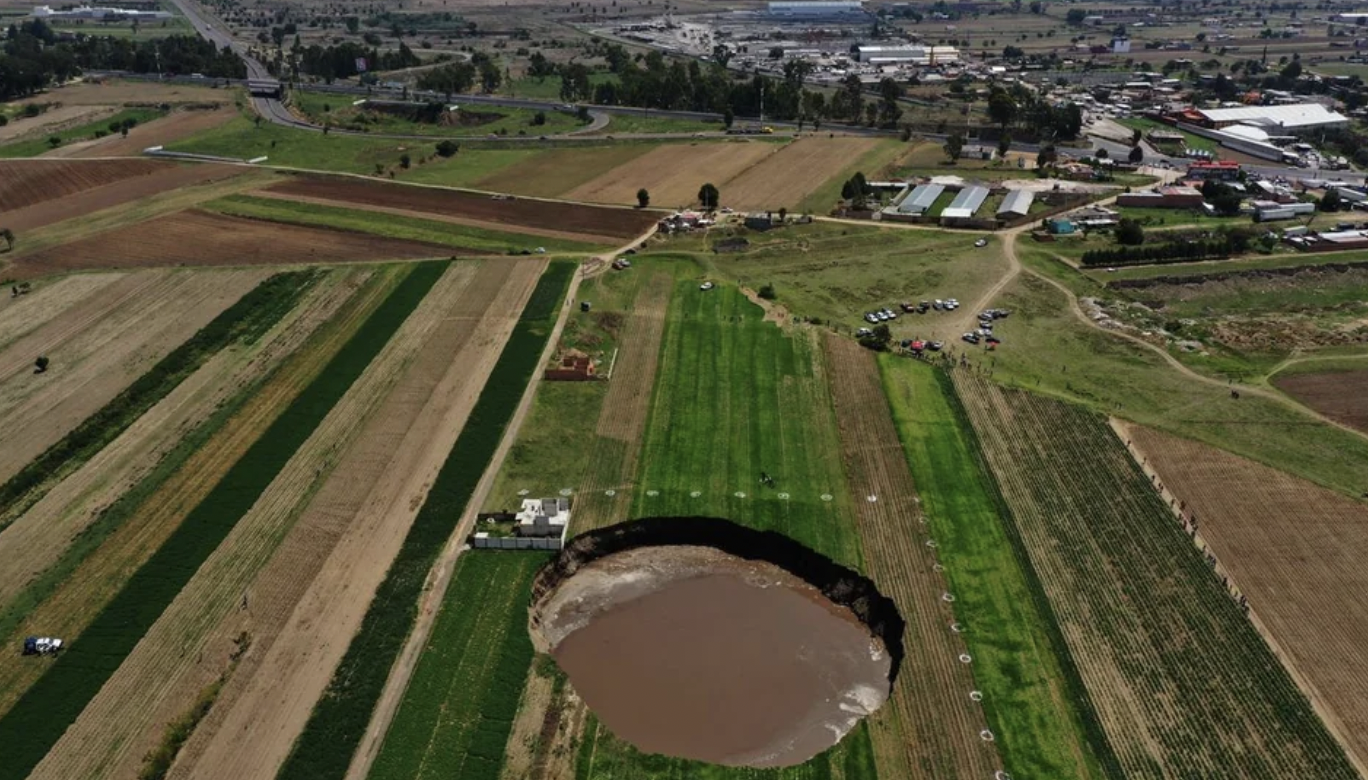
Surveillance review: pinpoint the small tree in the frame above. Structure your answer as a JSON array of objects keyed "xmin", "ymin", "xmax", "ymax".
[
  {"xmin": 0, "ymin": 228, "xmax": 13, "ymax": 252},
  {"xmin": 944, "ymin": 132, "xmax": 964, "ymax": 162},
  {"xmin": 722, "ymin": 108, "xmax": 734, "ymax": 130},
  {"xmin": 435, "ymin": 140, "xmax": 459, "ymax": 158},
  {"xmin": 1115, "ymin": 218, "xmax": 1145, "ymax": 245},
  {"xmin": 997, "ymin": 132, "xmax": 1012, "ymax": 160},
  {"xmin": 1320, "ymin": 188, "xmax": 1343, "ymax": 212},
  {"xmin": 400, "ymin": 154, "xmax": 411, "ymax": 169},
  {"xmin": 1131, "ymin": 128, "xmax": 1143, "ymax": 145},
  {"xmin": 698, "ymin": 183, "xmax": 720, "ymax": 210},
  {"xmin": 47, "ymin": 135, "xmax": 61, "ymax": 149},
  {"xmin": 758, "ymin": 283, "xmax": 776, "ymax": 300},
  {"xmin": 1128, "ymin": 144, "xmax": 1144, "ymax": 164},
  {"xmin": 859, "ymin": 324, "xmax": 892, "ymax": 351},
  {"xmin": 637, "ymin": 188, "xmax": 650, "ymax": 208},
  {"xmin": 1095, "ymin": 147, "xmax": 1109, "ymax": 160},
  {"xmin": 34, "ymin": 355, "xmax": 49, "ymax": 374},
  {"xmin": 778, "ymin": 207, "xmax": 787, "ymax": 221}
]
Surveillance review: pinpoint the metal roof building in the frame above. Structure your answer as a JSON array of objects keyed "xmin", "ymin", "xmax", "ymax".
[
  {"xmin": 941, "ymin": 186, "xmax": 989, "ymax": 219},
  {"xmin": 1196, "ymin": 103, "xmax": 1349, "ymax": 131},
  {"xmin": 997, "ymin": 189, "xmax": 1034, "ymax": 218},
  {"xmin": 855, "ymin": 45, "xmax": 960, "ymax": 64},
  {"xmin": 768, "ymin": 1, "xmax": 864, "ymax": 15},
  {"xmin": 897, "ymin": 183, "xmax": 944, "ymax": 214}
]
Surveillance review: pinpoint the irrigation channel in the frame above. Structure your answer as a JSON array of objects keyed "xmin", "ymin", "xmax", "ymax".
[{"xmin": 529, "ymin": 517, "xmax": 901, "ymax": 769}]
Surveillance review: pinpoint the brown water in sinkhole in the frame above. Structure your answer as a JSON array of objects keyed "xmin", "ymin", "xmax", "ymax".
[{"xmin": 538, "ymin": 546, "xmax": 890, "ymax": 768}]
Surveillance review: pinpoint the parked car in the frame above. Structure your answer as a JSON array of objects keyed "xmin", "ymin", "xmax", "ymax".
[
  {"xmin": 865, "ymin": 312, "xmax": 880, "ymax": 324},
  {"xmin": 699, "ymin": 281, "xmax": 715, "ymax": 291},
  {"xmin": 974, "ymin": 238, "xmax": 988, "ymax": 248},
  {"xmin": 858, "ymin": 328, "xmax": 874, "ymax": 337},
  {"xmin": 928, "ymin": 341, "xmax": 944, "ymax": 351},
  {"xmin": 22, "ymin": 636, "xmax": 62, "ymax": 656}
]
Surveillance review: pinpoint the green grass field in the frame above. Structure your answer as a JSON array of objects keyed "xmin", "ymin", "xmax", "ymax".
[
  {"xmin": 206, "ymin": 195, "xmax": 604, "ymax": 254},
  {"xmin": 0, "ymin": 107, "xmax": 164, "ymax": 158},
  {"xmin": 879, "ymin": 358, "xmax": 1113, "ymax": 780},
  {"xmin": 594, "ymin": 112, "xmax": 720, "ymax": 135},
  {"xmin": 291, "ymin": 90, "xmax": 589, "ymax": 138},
  {"xmin": 368, "ymin": 551, "xmax": 549, "ymax": 780}
]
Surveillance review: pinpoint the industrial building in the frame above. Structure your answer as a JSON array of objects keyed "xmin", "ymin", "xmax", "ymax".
[
  {"xmin": 941, "ymin": 186, "xmax": 989, "ymax": 220},
  {"xmin": 767, "ymin": 1, "xmax": 865, "ymax": 16},
  {"xmin": 895, "ymin": 183, "xmax": 944, "ymax": 215},
  {"xmin": 31, "ymin": 4, "xmax": 169, "ymax": 18},
  {"xmin": 997, "ymin": 189, "xmax": 1035, "ymax": 219},
  {"xmin": 1193, "ymin": 103, "xmax": 1349, "ymax": 133},
  {"xmin": 1116, "ymin": 186, "xmax": 1205, "ymax": 209},
  {"xmin": 855, "ymin": 45, "xmax": 959, "ymax": 64},
  {"xmin": 1253, "ymin": 200, "xmax": 1315, "ymax": 222}
]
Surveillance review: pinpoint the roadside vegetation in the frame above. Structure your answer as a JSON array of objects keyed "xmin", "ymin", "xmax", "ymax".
[
  {"xmin": 0, "ymin": 107, "xmax": 164, "ymax": 158},
  {"xmin": 0, "ymin": 261, "xmax": 447, "ymax": 780},
  {"xmin": 279, "ymin": 261, "xmax": 574, "ymax": 780},
  {"xmin": 368, "ymin": 551, "xmax": 549, "ymax": 780}
]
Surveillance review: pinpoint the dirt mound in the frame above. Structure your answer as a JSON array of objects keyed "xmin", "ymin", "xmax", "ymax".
[
  {"xmin": 265, "ymin": 174, "xmax": 659, "ymax": 240},
  {"xmin": 532, "ymin": 527, "xmax": 897, "ymax": 769}
]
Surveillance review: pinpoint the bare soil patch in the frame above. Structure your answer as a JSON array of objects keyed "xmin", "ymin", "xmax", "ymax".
[
  {"xmin": 13, "ymin": 209, "xmax": 452, "ymax": 278},
  {"xmin": 67, "ymin": 107, "xmax": 236, "ymax": 158},
  {"xmin": 536, "ymin": 544, "xmax": 890, "ymax": 768},
  {"xmin": 1274, "ymin": 369, "xmax": 1368, "ymax": 434},
  {"xmin": 823, "ymin": 335, "xmax": 1000, "ymax": 779},
  {"xmin": 0, "ymin": 162, "xmax": 245, "ymax": 235},
  {"xmin": 0, "ymin": 269, "xmax": 267, "ymax": 486},
  {"xmin": 564, "ymin": 141, "xmax": 778, "ymax": 208},
  {"xmin": 15, "ymin": 80, "xmax": 234, "ymax": 106},
  {"xmin": 265, "ymin": 173, "xmax": 659, "ymax": 240},
  {"xmin": 0, "ymin": 158, "xmax": 167, "ymax": 212},
  {"xmin": 1124, "ymin": 424, "xmax": 1368, "ymax": 774},
  {"xmin": 723, "ymin": 136, "xmax": 884, "ymax": 212},
  {"xmin": 0, "ymin": 104, "xmax": 117, "ymax": 143},
  {"xmin": 173, "ymin": 260, "xmax": 546, "ymax": 780}
]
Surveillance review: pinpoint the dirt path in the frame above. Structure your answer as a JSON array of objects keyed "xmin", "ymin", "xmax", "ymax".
[
  {"xmin": 823, "ymin": 334, "xmax": 1001, "ymax": 780},
  {"xmin": 0, "ymin": 269, "xmax": 378, "ymax": 721},
  {"xmin": 177, "ymin": 260, "xmax": 545, "ymax": 780},
  {"xmin": 0, "ymin": 269, "xmax": 268, "ymax": 485}
]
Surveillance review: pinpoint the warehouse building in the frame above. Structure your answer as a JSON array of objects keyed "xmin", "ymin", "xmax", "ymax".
[
  {"xmin": 855, "ymin": 44, "xmax": 959, "ymax": 64},
  {"xmin": 1117, "ymin": 186, "xmax": 1205, "ymax": 209},
  {"xmin": 1193, "ymin": 104, "xmax": 1349, "ymax": 133},
  {"xmin": 768, "ymin": 1, "xmax": 865, "ymax": 15},
  {"xmin": 996, "ymin": 189, "xmax": 1035, "ymax": 219},
  {"xmin": 940, "ymin": 186, "xmax": 989, "ymax": 220}
]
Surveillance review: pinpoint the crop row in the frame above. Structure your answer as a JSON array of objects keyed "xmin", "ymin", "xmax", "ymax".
[
  {"xmin": 369, "ymin": 551, "xmax": 549, "ymax": 780},
  {"xmin": 952, "ymin": 372, "xmax": 1358, "ymax": 780},
  {"xmin": 0, "ymin": 261, "xmax": 448, "ymax": 780},
  {"xmin": 0, "ymin": 269, "xmax": 320, "ymax": 532},
  {"xmin": 276, "ymin": 259, "xmax": 576, "ymax": 780}
]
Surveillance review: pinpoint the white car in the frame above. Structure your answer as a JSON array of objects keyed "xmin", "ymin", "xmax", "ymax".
[
  {"xmin": 700, "ymin": 282, "xmax": 715, "ymax": 291},
  {"xmin": 974, "ymin": 238, "xmax": 988, "ymax": 248}
]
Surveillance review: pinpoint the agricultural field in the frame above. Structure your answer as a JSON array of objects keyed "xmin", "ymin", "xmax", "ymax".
[
  {"xmin": 0, "ymin": 158, "xmax": 169, "ymax": 212},
  {"xmin": 1124, "ymin": 423, "xmax": 1368, "ymax": 774},
  {"xmin": 60, "ymin": 107, "xmax": 237, "ymax": 158},
  {"xmin": 952, "ymin": 373, "xmax": 1359, "ymax": 779},
  {"xmin": 1273, "ymin": 362, "xmax": 1368, "ymax": 434},
  {"xmin": 564, "ymin": 140, "xmax": 780, "ymax": 208},
  {"xmin": 0, "ymin": 108, "xmax": 165, "ymax": 158},
  {"xmin": 716, "ymin": 135, "xmax": 896, "ymax": 213},
  {"xmin": 10, "ymin": 209, "xmax": 451, "ymax": 278},
  {"xmin": 263, "ymin": 174, "xmax": 659, "ymax": 242}
]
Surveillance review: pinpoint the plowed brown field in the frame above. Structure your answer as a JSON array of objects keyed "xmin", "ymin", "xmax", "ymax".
[
  {"xmin": 12, "ymin": 210, "xmax": 451, "ymax": 278},
  {"xmin": 1274, "ymin": 369, "xmax": 1368, "ymax": 434},
  {"xmin": 823, "ymin": 335, "xmax": 999, "ymax": 780},
  {"xmin": 722, "ymin": 136, "xmax": 884, "ymax": 211},
  {"xmin": 66, "ymin": 107, "xmax": 236, "ymax": 158},
  {"xmin": 564, "ymin": 142, "xmax": 779, "ymax": 208},
  {"xmin": 265, "ymin": 174, "xmax": 659, "ymax": 240},
  {"xmin": 0, "ymin": 268, "xmax": 386, "ymax": 720},
  {"xmin": 0, "ymin": 163, "xmax": 245, "ymax": 234},
  {"xmin": 165, "ymin": 260, "xmax": 545, "ymax": 780},
  {"xmin": 0, "ymin": 159, "xmax": 167, "ymax": 212},
  {"xmin": 0, "ymin": 269, "xmax": 267, "ymax": 486},
  {"xmin": 1123, "ymin": 424, "xmax": 1368, "ymax": 775}
]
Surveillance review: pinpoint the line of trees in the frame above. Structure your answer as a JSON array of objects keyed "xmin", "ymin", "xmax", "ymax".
[
  {"xmin": 2, "ymin": 22, "xmax": 244, "ymax": 100},
  {"xmin": 414, "ymin": 51, "xmax": 501, "ymax": 95},
  {"xmin": 297, "ymin": 40, "xmax": 420, "ymax": 83},
  {"xmin": 1081, "ymin": 229, "xmax": 1253, "ymax": 267}
]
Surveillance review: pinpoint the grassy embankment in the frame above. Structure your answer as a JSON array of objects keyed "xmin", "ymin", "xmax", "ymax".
[
  {"xmin": 367, "ymin": 552, "xmax": 549, "ymax": 780},
  {"xmin": 984, "ymin": 244, "xmax": 1368, "ymax": 498},
  {"xmin": 278, "ymin": 261, "xmax": 575, "ymax": 780},
  {"xmin": 0, "ymin": 270, "xmax": 320, "ymax": 535},
  {"xmin": 0, "ymin": 261, "xmax": 448, "ymax": 780},
  {"xmin": 879, "ymin": 357, "xmax": 1116, "ymax": 780},
  {"xmin": 206, "ymin": 194, "xmax": 604, "ymax": 254},
  {"xmin": 0, "ymin": 108, "xmax": 165, "ymax": 157},
  {"xmin": 291, "ymin": 89, "xmax": 590, "ymax": 137}
]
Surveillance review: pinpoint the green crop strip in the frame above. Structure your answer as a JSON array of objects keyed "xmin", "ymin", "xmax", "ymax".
[
  {"xmin": 368, "ymin": 552, "xmax": 549, "ymax": 780},
  {"xmin": 0, "ymin": 261, "xmax": 447, "ymax": 780},
  {"xmin": 278, "ymin": 260, "xmax": 574, "ymax": 780},
  {"xmin": 0, "ymin": 270, "xmax": 321, "ymax": 534}
]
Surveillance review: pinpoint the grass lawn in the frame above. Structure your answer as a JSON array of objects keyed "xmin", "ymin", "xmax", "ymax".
[
  {"xmin": 629, "ymin": 278, "xmax": 863, "ymax": 569},
  {"xmin": 46, "ymin": 18, "xmax": 193, "ymax": 38},
  {"xmin": 924, "ymin": 189, "xmax": 956, "ymax": 219},
  {"xmin": 879, "ymin": 357, "xmax": 1111, "ymax": 780},
  {"xmin": 0, "ymin": 107, "xmax": 164, "ymax": 157},
  {"xmin": 368, "ymin": 551, "xmax": 549, "ymax": 780},
  {"xmin": 168, "ymin": 115, "xmax": 451, "ymax": 172},
  {"xmin": 205, "ymin": 195, "xmax": 604, "ymax": 254},
  {"xmin": 984, "ymin": 245, "xmax": 1368, "ymax": 498},
  {"xmin": 505, "ymin": 72, "xmax": 615, "ymax": 101},
  {"xmin": 391, "ymin": 147, "xmax": 541, "ymax": 188},
  {"xmin": 593, "ymin": 112, "xmax": 721, "ymax": 135},
  {"xmin": 291, "ymin": 89, "xmax": 590, "ymax": 138},
  {"xmin": 653, "ymin": 221, "xmax": 1008, "ymax": 340},
  {"xmin": 1117, "ymin": 206, "xmax": 1250, "ymax": 228}
]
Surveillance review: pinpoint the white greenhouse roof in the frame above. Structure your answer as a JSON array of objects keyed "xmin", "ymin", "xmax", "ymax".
[
  {"xmin": 898, "ymin": 183, "xmax": 945, "ymax": 214},
  {"xmin": 997, "ymin": 189, "xmax": 1034, "ymax": 216},
  {"xmin": 941, "ymin": 186, "xmax": 989, "ymax": 219},
  {"xmin": 1197, "ymin": 103, "xmax": 1348, "ymax": 129}
]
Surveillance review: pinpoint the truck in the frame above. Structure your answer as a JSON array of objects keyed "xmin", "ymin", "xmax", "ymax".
[{"xmin": 22, "ymin": 636, "xmax": 63, "ymax": 656}]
